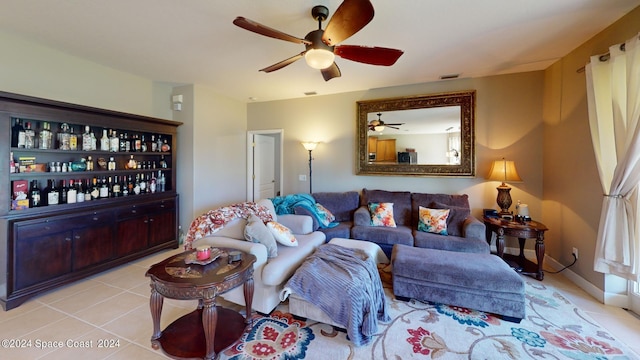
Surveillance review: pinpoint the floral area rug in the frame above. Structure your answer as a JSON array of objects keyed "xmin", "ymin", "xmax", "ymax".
[{"xmin": 220, "ymin": 270, "xmax": 639, "ymax": 360}]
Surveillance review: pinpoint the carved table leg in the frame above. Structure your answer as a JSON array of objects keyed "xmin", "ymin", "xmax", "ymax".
[
  {"xmin": 243, "ymin": 276, "xmax": 254, "ymax": 324},
  {"xmin": 497, "ymin": 228, "xmax": 505, "ymax": 258},
  {"xmin": 485, "ymin": 225, "xmax": 492, "ymax": 246},
  {"xmin": 149, "ymin": 284, "xmax": 164, "ymax": 349},
  {"xmin": 202, "ymin": 297, "xmax": 218, "ymax": 360},
  {"xmin": 518, "ymin": 238, "xmax": 526, "ymax": 260},
  {"xmin": 535, "ymin": 232, "xmax": 545, "ymax": 281}
]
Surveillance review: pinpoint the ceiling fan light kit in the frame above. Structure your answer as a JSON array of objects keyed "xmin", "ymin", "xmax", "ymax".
[{"xmin": 233, "ymin": 0, "xmax": 403, "ymax": 81}]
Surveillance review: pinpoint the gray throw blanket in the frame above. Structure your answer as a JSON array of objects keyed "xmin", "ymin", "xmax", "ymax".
[{"xmin": 285, "ymin": 244, "xmax": 389, "ymax": 346}]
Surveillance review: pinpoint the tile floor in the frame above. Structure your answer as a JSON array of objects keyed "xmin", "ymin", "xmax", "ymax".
[{"xmin": 1, "ymin": 248, "xmax": 639, "ymax": 359}]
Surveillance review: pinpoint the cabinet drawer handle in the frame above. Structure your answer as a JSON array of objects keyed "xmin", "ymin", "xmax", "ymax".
[
  {"xmin": 65, "ymin": 237, "xmax": 72, "ymax": 242},
  {"xmin": 149, "ymin": 218, "xmax": 154, "ymax": 222},
  {"xmin": 160, "ymin": 204, "xmax": 165, "ymax": 208},
  {"xmin": 131, "ymin": 210, "xmax": 137, "ymax": 214},
  {"xmin": 144, "ymin": 220, "xmax": 148, "ymax": 224},
  {"xmin": 75, "ymin": 235, "xmax": 81, "ymax": 240},
  {"xmin": 92, "ymin": 217, "xmax": 99, "ymax": 221}
]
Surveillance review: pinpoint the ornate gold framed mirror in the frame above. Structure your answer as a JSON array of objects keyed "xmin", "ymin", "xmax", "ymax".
[{"xmin": 357, "ymin": 90, "xmax": 476, "ymax": 177}]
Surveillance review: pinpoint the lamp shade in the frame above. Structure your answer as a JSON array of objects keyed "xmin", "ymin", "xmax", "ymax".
[
  {"xmin": 301, "ymin": 142, "xmax": 318, "ymax": 151},
  {"xmin": 487, "ymin": 159, "xmax": 522, "ymax": 185},
  {"xmin": 304, "ymin": 49, "xmax": 335, "ymax": 69}
]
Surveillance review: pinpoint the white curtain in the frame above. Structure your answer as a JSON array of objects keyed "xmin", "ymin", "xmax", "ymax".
[{"xmin": 586, "ymin": 33, "xmax": 640, "ymax": 282}]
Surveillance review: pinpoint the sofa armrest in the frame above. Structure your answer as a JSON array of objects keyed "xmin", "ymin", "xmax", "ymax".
[
  {"xmin": 354, "ymin": 206, "xmax": 371, "ymax": 226},
  {"xmin": 277, "ymin": 214, "xmax": 313, "ymax": 235},
  {"xmin": 462, "ymin": 216, "xmax": 485, "ymax": 241}
]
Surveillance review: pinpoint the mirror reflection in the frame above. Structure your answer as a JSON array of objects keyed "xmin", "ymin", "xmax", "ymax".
[
  {"xmin": 367, "ymin": 107, "xmax": 461, "ymax": 165},
  {"xmin": 357, "ymin": 90, "xmax": 475, "ymax": 177}
]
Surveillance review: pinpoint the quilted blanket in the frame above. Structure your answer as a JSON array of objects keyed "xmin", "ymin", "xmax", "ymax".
[
  {"xmin": 183, "ymin": 202, "xmax": 274, "ymax": 250},
  {"xmin": 285, "ymin": 244, "xmax": 389, "ymax": 346}
]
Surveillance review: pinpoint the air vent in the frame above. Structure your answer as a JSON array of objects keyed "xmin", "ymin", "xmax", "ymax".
[{"xmin": 440, "ymin": 74, "xmax": 460, "ymax": 80}]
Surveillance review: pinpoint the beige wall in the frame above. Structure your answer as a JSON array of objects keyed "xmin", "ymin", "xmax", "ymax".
[
  {"xmin": 542, "ymin": 6, "xmax": 640, "ymax": 298},
  {"xmin": 248, "ymin": 72, "xmax": 545, "ymax": 235}
]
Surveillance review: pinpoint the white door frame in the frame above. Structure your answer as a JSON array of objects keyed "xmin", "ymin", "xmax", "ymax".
[{"xmin": 246, "ymin": 129, "xmax": 283, "ymax": 202}]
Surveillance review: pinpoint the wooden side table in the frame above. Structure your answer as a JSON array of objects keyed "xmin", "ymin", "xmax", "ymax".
[
  {"xmin": 483, "ymin": 217, "xmax": 548, "ymax": 280},
  {"xmin": 146, "ymin": 248, "xmax": 256, "ymax": 360}
]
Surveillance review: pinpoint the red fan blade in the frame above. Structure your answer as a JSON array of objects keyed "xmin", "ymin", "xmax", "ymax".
[
  {"xmin": 321, "ymin": 62, "xmax": 341, "ymax": 81},
  {"xmin": 322, "ymin": 0, "xmax": 374, "ymax": 46},
  {"xmin": 259, "ymin": 52, "xmax": 305, "ymax": 73},
  {"xmin": 335, "ymin": 45, "xmax": 403, "ymax": 66},
  {"xmin": 234, "ymin": 17, "xmax": 311, "ymax": 45}
]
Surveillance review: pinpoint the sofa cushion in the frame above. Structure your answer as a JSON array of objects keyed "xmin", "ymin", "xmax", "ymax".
[
  {"xmin": 312, "ymin": 191, "xmax": 360, "ymax": 222},
  {"xmin": 361, "ymin": 189, "xmax": 412, "ymax": 226},
  {"xmin": 319, "ymin": 222, "xmax": 352, "ymax": 241},
  {"xmin": 417, "ymin": 207, "xmax": 450, "ymax": 235},
  {"xmin": 267, "ymin": 221, "xmax": 298, "ymax": 246},
  {"xmin": 411, "ymin": 193, "xmax": 470, "ymax": 226},
  {"xmin": 244, "ymin": 214, "xmax": 278, "ymax": 258},
  {"xmin": 211, "ymin": 217, "xmax": 247, "ymax": 240},
  {"xmin": 430, "ymin": 202, "xmax": 471, "ymax": 237},
  {"xmin": 262, "ymin": 234, "xmax": 325, "ymax": 286},
  {"xmin": 413, "ymin": 229, "xmax": 490, "ymax": 253},
  {"xmin": 351, "ymin": 224, "xmax": 413, "ymax": 247},
  {"xmin": 368, "ymin": 202, "xmax": 397, "ymax": 227}
]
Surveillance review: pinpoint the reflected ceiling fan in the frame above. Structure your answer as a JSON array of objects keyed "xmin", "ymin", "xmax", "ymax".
[
  {"xmin": 233, "ymin": 0, "xmax": 404, "ymax": 81},
  {"xmin": 369, "ymin": 113, "xmax": 404, "ymax": 131}
]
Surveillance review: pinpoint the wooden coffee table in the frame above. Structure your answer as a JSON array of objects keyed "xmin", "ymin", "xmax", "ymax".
[
  {"xmin": 483, "ymin": 217, "xmax": 548, "ymax": 280},
  {"xmin": 146, "ymin": 248, "xmax": 256, "ymax": 360}
]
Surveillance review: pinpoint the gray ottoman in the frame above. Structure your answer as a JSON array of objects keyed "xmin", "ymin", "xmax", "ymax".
[{"xmin": 391, "ymin": 244, "xmax": 525, "ymax": 321}]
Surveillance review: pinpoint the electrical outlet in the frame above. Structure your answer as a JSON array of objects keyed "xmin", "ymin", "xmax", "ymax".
[
  {"xmin": 298, "ymin": 174, "xmax": 307, "ymax": 181},
  {"xmin": 572, "ymin": 247, "xmax": 578, "ymax": 259}
]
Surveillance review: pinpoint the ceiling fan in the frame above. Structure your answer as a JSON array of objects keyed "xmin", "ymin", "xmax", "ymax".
[
  {"xmin": 369, "ymin": 113, "xmax": 404, "ymax": 131},
  {"xmin": 233, "ymin": 0, "xmax": 404, "ymax": 81}
]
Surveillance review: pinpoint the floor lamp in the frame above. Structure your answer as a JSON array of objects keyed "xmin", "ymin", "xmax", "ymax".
[{"xmin": 301, "ymin": 142, "xmax": 318, "ymax": 194}]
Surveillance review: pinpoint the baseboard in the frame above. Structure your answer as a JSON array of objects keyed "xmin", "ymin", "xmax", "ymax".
[{"xmin": 503, "ymin": 246, "xmax": 629, "ymax": 307}]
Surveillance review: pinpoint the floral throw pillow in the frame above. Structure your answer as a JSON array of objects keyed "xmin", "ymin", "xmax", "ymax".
[
  {"xmin": 315, "ymin": 203, "xmax": 336, "ymax": 227},
  {"xmin": 418, "ymin": 206, "xmax": 450, "ymax": 235},
  {"xmin": 266, "ymin": 221, "xmax": 298, "ymax": 246},
  {"xmin": 368, "ymin": 202, "xmax": 397, "ymax": 227}
]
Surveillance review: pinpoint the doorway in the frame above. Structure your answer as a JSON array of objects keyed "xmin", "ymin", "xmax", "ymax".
[{"xmin": 246, "ymin": 130, "xmax": 283, "ymax": 202}]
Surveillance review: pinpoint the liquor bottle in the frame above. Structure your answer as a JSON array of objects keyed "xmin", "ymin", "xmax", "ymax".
[
  {"xmin": 133, "ymin": 174, "xmax": 141, "ymax": 195},
  {"xmin": 156, "ymin": 135, "xmax": 163, "ymax": 152},
  {"xmin": 86, "ymin": 156, "xmax": 94, "ymax": 171},
  {"xmin": 29, "ymin": 180, "xmax": 41, "ymax": 208},
  {"xmin": 47, "ymin": 179, "xmax": 59, "ymax": 205},
  {"xmin": 39, "ymin": 122, "xmax": 53, "ymax": 150},
  {"xmin": 150, "ymin": 135, "xmax": 157, "ymax": 152},
  {"xmin": 9, "ymin": 152, "xmax": 16, "ymax": 174},
  {"xmin": 141, "ymin": 134, "xmax": 148, "ymax": 152},
  {"xmin": 149, "ymin": 172, "xmax": 157, "ymax": 193},
  {"xmin": 127, "ymin": 175, "xmax": 134, "ymax": 195},
  {"xmin": 76, "ymin": 179, "xmax": 85, "ymax": 203},
  {"xmin": 82, "ymin": 126, "xmax": 93, "ymax": 151},
  {"xmin": 158, "ymin": 170, "xmax": 165, "ymax": 192},
  {"xmin": 24, "ymin": 122, "xmax": 36, "ymax": 149},
  {"xmin": 99, "ymin": 177, "xmax": 109, "ymax": 198},
  {"xmin": 161, "ymin": 138, "xmax": 171, "ymax": 152},
  {"xmin": 100, "ymin": 129, "xmax": 110, "ymax": 151},
  {"xmin": 91, "ymin": 177, "xmax": 100, "ymax": 200},
  {"xmin": 60, "ymin": 180, "xmax": 68, "ymax": 204},
  {"xmin": 139, "ymin": 173, "xmax": 147, "ymax": 194},
  {"xmin": 119, "ymin": 133, "xmax": 126, "ymax": 152},
  {"xmin": 84, "ymin": 179, "xmax": 93, "ymax": 201},
  {"xmin": 67, "ymin": 179, "xmax": 77, "ymax": 204},
  {"xmin": 159, "ymin": 155, "xmax": 168, "ymax": 168},
  {"xmin": 109, "ymin": 130, "xmax": 119, "ymax": 152},
  {"xmin": 122, "ymin": 176, "xmax": 129, "ymax": 196},
  {"xmin": 58, "ymin": 123, "xmax": 71, "ymax": 150},
  {"xmin": 69, "ymin": 126, "xmax": 78, "ymax": 151},
  {"xmin": 11, "ymin": 118, "xmax": 24, "ymax": 148},
  {"xmin": 107, "ymin": 156, "xmax": 116, "ymax": 171},
  {"xmin": 111, "ymin": 175, "xmax": 121, "ymax": 197}
]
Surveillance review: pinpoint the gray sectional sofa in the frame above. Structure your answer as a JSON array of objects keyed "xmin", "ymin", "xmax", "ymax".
[{"xmin": 300, "ymin": 189, "xmax": 489, "ymax": 258}]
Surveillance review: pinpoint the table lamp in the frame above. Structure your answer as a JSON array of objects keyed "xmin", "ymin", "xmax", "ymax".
[{"xmin": 487, "ymin": 158, "xmax": 522, "ymax": 215}]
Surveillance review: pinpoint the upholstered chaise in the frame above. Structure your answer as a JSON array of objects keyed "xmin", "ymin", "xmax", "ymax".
[{"xmin": 189, "ymin": 199, "xmax": 326, "ymax": 314}]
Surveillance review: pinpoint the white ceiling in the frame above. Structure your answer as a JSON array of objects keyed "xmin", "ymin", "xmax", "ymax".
[{"xmin": 0, "ymin": 0, "xmax": 638, "ymax": 103}]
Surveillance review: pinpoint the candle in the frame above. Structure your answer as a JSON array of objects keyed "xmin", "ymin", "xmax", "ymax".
[{"xmin": 518, "ymin": 204, "xmax": 529, "ymax": 217}]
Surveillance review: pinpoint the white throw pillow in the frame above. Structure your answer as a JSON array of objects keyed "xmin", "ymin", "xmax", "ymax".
[{"xmin": 266, "ymin": 221, "xmax": 298, "ymax": 246}]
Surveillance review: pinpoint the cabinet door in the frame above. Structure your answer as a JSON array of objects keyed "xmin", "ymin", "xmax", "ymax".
[
  {"xmin": 116, "ymin": 216, "xmax": 149, "ymax": 256},
  {"xmin": 73, "ymin": 212, "xmax": 114, "ymax": 270},
  {"xmin": 148, "ymin": 199, "xmax": 176, "ymax": 247},
  {"xmin": 15, "ymin": 226, "xmax": 73, "ymax": 290}
]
